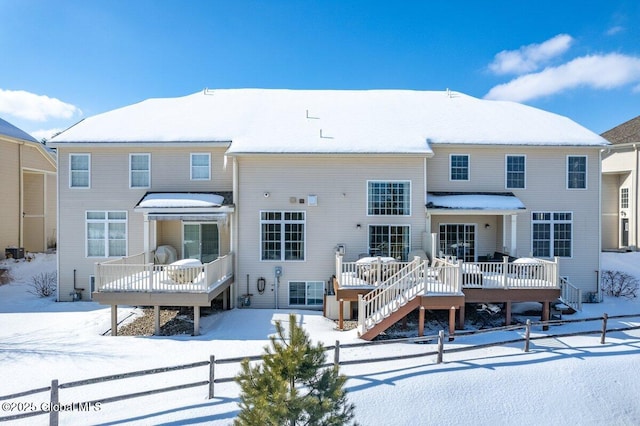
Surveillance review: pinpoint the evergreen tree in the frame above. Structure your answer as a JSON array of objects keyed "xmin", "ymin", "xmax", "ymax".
[{"xmin": 234, "ymin": 313, "xmax": 356, "ymax": 425}]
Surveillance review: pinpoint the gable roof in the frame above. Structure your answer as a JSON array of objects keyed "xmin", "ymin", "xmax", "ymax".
[
  {"xmin": 601, "ymin": 115, "xmax": 640, "ymax": 145},
  {"xmin": 0, "ymin": 117, "xmax": 38, "ymax": 143},
  {"xmin": 50, "ymin": 89, "xmax": 608, "ymax": 153}
]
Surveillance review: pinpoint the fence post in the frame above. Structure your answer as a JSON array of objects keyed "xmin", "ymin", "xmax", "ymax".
[
  {"xmin": 334, "ymin": 340, "xmax": 340, "ymax": 367},
  {"xmin": 437, "ymin": 330, "xmax": 445, "ymax": 364},
  {"xmin": 600, "ymin": 313, "xmax": 608, "ymax": 345},
  {"xmin": 50, "ymin": 379, "xmax": 59, "ymax": 426},
  {"xmin": 208, "ymin": 355, "xmax": 215, "ymax": 399},
  {"xmin": 524, "ymin": 319, "xmax": 531, "ymax": 352}
]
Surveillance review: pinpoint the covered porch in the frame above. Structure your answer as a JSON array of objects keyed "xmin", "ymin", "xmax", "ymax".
[{"xmin": 93, "ymin": 192, "xmax": 236, "ymax": 336}]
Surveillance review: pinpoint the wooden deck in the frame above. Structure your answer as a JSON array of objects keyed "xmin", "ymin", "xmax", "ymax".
[
  {"xmin": 93, "ymin": 253, "xmax": 234, "ymax": 336},
  {"xmin": 333, "ymin": 254, "xmax": 562, "ymax": 340}
]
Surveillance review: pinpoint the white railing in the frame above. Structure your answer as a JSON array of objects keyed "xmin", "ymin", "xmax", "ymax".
[
  {"xmin": 560, "ymin": 277, "xmax": 583, "ymax": 311},
  {"xmin": 335, "ymin": 254, "xmax": 413, "ymax": 287},
  {"xmin": 358, "ymin": 260, "xmax": 426, "ymax": 332},
  {"xmin": 95, "ymin": 253, "xmax": 234, "ymax": 293},
  {"xmin": 444, "ymin": 257, "xmax": 559, "ymax": 289}
]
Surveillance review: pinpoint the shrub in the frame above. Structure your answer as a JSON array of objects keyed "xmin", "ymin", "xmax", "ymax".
[
  {"xmin": 601, "ymin": 270, "xmax": 638, "ymax": 300},
  {"xmin": 28, "ymin": 271, "xmax": 57, "ymax": 298},
  {"xmin": 234, "ymin": 313, "xmax": 356, "ymax": 425}
]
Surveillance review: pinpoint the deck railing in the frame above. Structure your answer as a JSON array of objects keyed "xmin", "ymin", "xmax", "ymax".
[
  {"xmin": 95, "ymin": 253, "xmax": 234, "ymax": 293},
  {"xmin": 335, "ymin": 254, "xmax": 414, "ymax": 287},
  {"xmin": 442, "ymin": 256, "xmax": 559, "ymax": 289},
  {"xmin": 560, "ymin": 277, "xmax": 583, "ymax": 311}
]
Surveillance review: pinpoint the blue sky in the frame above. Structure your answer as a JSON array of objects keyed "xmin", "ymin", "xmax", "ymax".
[{"xmin": 1, "ymin": 0, "xmax": 639, "ymax": 140}]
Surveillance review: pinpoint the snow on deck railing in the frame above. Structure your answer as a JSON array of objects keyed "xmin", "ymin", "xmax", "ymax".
[
  {"xmin": 436, "ymin": 256, "xmax": 559, "ymax": 290},
  {"xmin": 95, "ymin": 253, "xmax": 233, "ymax": 293}
]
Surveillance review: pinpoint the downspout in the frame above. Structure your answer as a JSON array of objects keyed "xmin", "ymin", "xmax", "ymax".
[
  {"xmin": 232, "ymin": 156, "xmax": 239, "ymax": 308},
  {"xmin": 598, "ymin": 149, "xmax": 603, "ymax": 299},
  {"xmin": 18, "ymin": 142, "xmax": 23, "ymax": 248},
  {"xmin": 635, "ymin": 144, "xmax": 639, "ymax": 250}
]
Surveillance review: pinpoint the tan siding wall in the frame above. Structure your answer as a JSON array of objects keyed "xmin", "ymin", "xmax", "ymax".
[
  {"xmin": 46, "ymin": 173, "xmax": 57, "ymax": 250},
  {"xmin": 236, "ymin": 155, "xmax": 427, "ymax": 309},
  {"xmin": 602, "ymin": 149, "xmax": 637, "ymax": 249},
  {"xmin": 0, "ymin": 140, "xmax": 56, "ymax": 257},
  {"xmin": 57, "ymin": 145, "xmax": 232, "ymax": 301},
  {"xmin": 428, "ymin": 145, "xmax": 602, "ymax": 296},
  {"xmin": 601, "ymin": 174, "xmax": 620, "ymax": 249}
]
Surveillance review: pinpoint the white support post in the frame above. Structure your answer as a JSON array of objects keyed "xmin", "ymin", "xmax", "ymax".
[
  {"xmin": 431, "ymin": 232, "xmax": 439, "ymax": 260},
  {"xmin": 143, "ymin": 214, "xmax": 151, "ymax": 263},
  {"xmin": 510, "ymin": 214, "xmax": 517, "ymax": 256},
  {"xmin": 194, "ymin": 305, "xmax": 200, "ymax": 336}
]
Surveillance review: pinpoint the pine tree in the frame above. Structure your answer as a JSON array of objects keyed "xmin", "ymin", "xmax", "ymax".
[{"xmin": 234, "ymin": 313, "xmax": 356, "ymax": 426}]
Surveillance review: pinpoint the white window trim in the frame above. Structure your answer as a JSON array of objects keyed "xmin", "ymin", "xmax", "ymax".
[
  {"xmin": 530, "ymin": 211, "xmax": 573, "ymax": 259},
  {"xmin": 505, "ymin": 154, "xmax": 526, "ymax": 190},
  {"xmin": 259, "ymin": 211, "xmax": 306, "ymax": 262},
  {"xmin": 129, "ymin": 153, "xmax": 151, "ymax": 189},
  {"xmin": 288, "ymin": 280, "xmax": 324, "ymax": 307},
  {"xmin": 366, "ymin": 180, "xmax": 412, "ymax": 217},
  {"xmin": 367, "ymin": 224, "xmax": 411, "ymax": 260},
  {"xmin": 85, "ymin": 211, "xmax": 128, "ymax": 258},
  {"xmin": 449, "ymin": 154, "xmax": 470, "ymax": 182},
  {"xmin": 621, "ymin": 187, "xmax": 629, "ymax": 210},
  {"xmin": 566, "ymin": 155, "xmax": 587, "ymax": 190},
  {"xmin": 69, "ymin": 153, "xmax": 91, "ymax": 188},
  {"xmin": 190, "ymin": 153, "xmax": 211, "ymax": 181}
]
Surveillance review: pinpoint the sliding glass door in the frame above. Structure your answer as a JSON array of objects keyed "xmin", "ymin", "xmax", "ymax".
[{"xmin": 183, "ymin": 223, "xmax": 219, "ymax": 263}]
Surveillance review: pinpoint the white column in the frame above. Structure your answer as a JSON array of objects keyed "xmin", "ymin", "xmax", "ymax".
[
  {"xmin": 502, "ymin": 215, "xmax": 508, "ymax": 252},
  {"xmin": 143, "ymin": 214, "xmax": 151, "ymax": 263},
  {"xmin": 510, "ymin": 214, "xmax": 517, "ymax": 256}
]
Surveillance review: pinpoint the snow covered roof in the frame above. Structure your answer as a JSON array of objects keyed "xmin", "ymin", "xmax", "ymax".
[
  {"xmin": 0, "ymin": 117, "xmax": 38, "ymax": 142},
  {"xmin": 134, "ymin": 192, "xmax": 227, "ymax": 209},
  {"xmin": 50, "ymin": 89, "xmax": 608, "ymax": 153},
  {"xmin": 426, "ymin": 192, "xmax": 526, "ymax": 213}
]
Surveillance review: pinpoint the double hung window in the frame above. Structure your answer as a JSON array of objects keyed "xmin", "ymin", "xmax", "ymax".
[
  {"xmin": 130, "ymin": 153, "xmax": 150, "ymax": 188},
  {"xmin": 506, "ymin": 155, "xmax": 525, "ymax": 189},
  {"xmin": 450, "ymin": 154, "xmax": 469, "ymax": 181},
  {"xmin": 70, "ymin": 154, "xmax": 90, "ymax": 188},
  {"xmin": 191, "ymin": 153, "xmax": 211, "ymax": 180},
  {"xmin": 567, "ymin": 156, "xmax": 587, "ymax": 189}
]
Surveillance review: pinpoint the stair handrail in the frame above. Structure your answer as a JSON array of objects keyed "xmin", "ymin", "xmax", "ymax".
[
  {"xmin": 362, "ymin": 256, "xmax": 423, "ymax": 302},
  {"xmin": 560, "ymin": 277, "xmax": 583, "ymax": 312},
  {"xmin": 359, "ymin": 260, "xmax": 426, "ymax": 333}
]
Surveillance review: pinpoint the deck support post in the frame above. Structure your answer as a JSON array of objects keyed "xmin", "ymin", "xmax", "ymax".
[
  {"xmin": 338, "ymin": 299, "xmax": 344, "ymax": 330},
  {"xmin": 457, "ymin": 303, "xmax": 465, "ymax": 329},
  {"xmin": 111, "ymin": 304, "xmax": 118, "ymax": 336},
  {"xmin": 222, "ymin": 288, "xmax": 228, "ymax": 310},
  {"xmin": 448, "ymin": 306, "xmax": 455, "ymax": 341},
  {"xmin": 542, "ymin": 301, "xmax": 550, "ymax": 331},
  {"xmin": 505, "ymin": 301, "xmax": 512, "ymax": 326},
  {"xmin": 194, "ymin": 305, "xmax": 200, "ymax": 336},
  {"xmin": 154, "ymin": 306, "xmax": 160, "ymax": 335},
  {"xmin": 418, "ymin": 306, "xmax": 425, "ymax": 336}
]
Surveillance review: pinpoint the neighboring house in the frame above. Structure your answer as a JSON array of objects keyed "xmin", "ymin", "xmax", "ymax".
[
  {"xmin": 601, "ymin": 115, "xmax": 640, "ymax": 251},
  {"xmin": 0, "ymin": 117, "xmax": 57, "ymax": 258},
  {"xmin": 49, "ymin": 89, "xmax": 608, "ymax": 338}
]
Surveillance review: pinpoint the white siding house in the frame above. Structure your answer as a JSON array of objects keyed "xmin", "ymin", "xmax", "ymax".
[
  {"xmin": 601, "ymin": 115, "xmax": 640, "ymax": 251},
  {"xmin": 49, "ymin": 89, "xmax": 608, "ymax": 337}
]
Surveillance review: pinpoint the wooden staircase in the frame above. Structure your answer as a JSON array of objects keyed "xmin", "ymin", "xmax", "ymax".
[{"xmin": 358, "ymin": 260, "xmax": 426, "ymax": 340}]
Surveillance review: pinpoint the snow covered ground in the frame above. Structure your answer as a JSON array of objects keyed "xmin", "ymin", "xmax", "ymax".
[{"xmin": 1, "ymin": 252, "xmax": 639, "ymax": 425}]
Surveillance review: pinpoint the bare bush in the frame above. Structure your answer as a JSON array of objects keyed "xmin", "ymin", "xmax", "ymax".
[
  {"xmin": 0, "ymin": 268, "xmax": 10, "ymax": 285},
  {"xmin": 601, "ymin": 270, "xmax": 639, "ymax": 300},
  {"xmin": 28, "ymin": 271, "xmax": 57, "ymax": 298}
]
